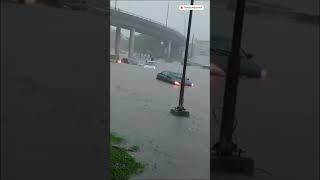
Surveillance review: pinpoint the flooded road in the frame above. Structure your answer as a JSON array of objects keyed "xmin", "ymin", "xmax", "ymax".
[
  {"xmin": 110, "ymin": 56, "xmax": 210, "ymax": 179},
  {"xmin": 212, "ymin": 8, "xmax": 319, "ymax": 180},
  {"xmin": 110, "ymin": 9, "xmax": 319, "ymax": 180}
]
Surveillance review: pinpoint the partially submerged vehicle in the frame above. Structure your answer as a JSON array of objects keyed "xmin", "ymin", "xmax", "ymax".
[
  {"xmin": 116, "ymin": 58, "xmax": 128, "ymax": 64},
  {"xmin": 156, "ymin": 71, "xmax": 194, "ymax": 87},
  {"xmin": 143, "ymin": 61, "xmax": 156, "ymax": 69},
  {"xmin": 116, "ymin": 57, "xmax": 138, "ymax": 65},
  {"xmin": 212, "ymin": 35, "xmax": 267, "ymax": 79}
]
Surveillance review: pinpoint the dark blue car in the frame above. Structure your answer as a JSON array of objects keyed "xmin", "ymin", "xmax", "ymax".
[{"xmin": 156, "ymin": 71, "xmax": 194, "ymax": 87}]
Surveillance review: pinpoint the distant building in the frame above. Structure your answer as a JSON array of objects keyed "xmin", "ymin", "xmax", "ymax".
[{"xmin": 194, "ymin": 40, "xmax": 210, "ymax": 56}]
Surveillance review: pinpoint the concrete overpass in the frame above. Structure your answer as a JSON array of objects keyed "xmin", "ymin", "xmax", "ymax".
[{"xmin": 109, "ymin": 8, "xmax": 186, "ymax": 59}]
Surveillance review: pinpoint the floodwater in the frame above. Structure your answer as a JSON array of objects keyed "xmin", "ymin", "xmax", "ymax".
[
  {"xmin": 212, "ymin": 8, "xmax": 319, "ymax": 180},
  {"xmin": 110, "ymin": 56, "xmax": 210, "ymax": 179},
  {"xmin": 110, "ymin": 9, "xmax": 319, "ymax": 180}
]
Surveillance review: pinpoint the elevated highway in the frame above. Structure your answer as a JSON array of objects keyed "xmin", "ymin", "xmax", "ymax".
[{"xmin": 109, "ymin": 8, "xmax": 186, "ymax": 58}]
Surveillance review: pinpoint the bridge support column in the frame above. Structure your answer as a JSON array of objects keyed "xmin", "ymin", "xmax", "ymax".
[
  {"xmin": 167, "ymin": 40, "xmax": 172, "ymax": 59},
  {"xmin": 129, "ymin": 28, "xmax": 135, "ymax": 58},
  {"xmin": 181, "ymin": 46, "xmax": 185, "ymax": 58},
  {"xmin": 115, "ymin": 27, "xmax": 121, "ymax": 59}
]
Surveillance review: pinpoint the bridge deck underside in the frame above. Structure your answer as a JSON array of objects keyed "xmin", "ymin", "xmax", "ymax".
[{"xmin": 110, "ymin": 9, "xmax": 185, "ymax": 46}]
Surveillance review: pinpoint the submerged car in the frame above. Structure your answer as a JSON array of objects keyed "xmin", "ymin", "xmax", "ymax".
[
  {"xmin": 116, "ymin": 58, "xmax": 129, "ymax": 64},
  {"xmin": 144, "ymin": 61, "xmax": 156, "ymax": 69},
  {"xmin": 116, "ymin": 57, "xmax": 138, "ymax": 65},
  {"xmin": 156, "ymin": 71, "xmax": 194, "ymax": 87},
  {"xmin": 212, "ymin": 35, "xmax": 267, "ymax": 79}
]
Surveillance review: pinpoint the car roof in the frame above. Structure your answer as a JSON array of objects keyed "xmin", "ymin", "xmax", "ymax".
[
  {"xmin": 161, "ymin": 71, "xmax": 181, "ymax": 76},
  {"xmin": 159, "ymin": 71, "xmax": 192, "ymax": 81}
]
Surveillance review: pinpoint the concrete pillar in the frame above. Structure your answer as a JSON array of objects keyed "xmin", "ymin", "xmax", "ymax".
[
  {"xmin": 181, "ymin": 47, "xmax": 185, "ymax": 58},
  {"xmin": 128, "ymin": 28, "xmax": 135, "ymax": 58},
  {"xmin": 115, "ymin": 27, "xmax": 121, "ymax": 59},
  {"xmin": 167, "ymin": 40, "xmax": 172, "ymax": 59}
]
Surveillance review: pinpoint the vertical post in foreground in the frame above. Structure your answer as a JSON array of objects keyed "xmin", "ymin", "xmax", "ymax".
[
  {"xmin": 212, "ymin": 0, "xmax": 255, "ymax": 175},
  {"xmin": 219, "ymin": 0, "xmax": 245, "ymax": 153},
  {"xmin": 171, "ymin": 0, "xmax": 194, "ymax": 117}
]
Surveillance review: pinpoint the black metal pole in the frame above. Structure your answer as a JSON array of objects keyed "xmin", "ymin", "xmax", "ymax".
[
  {"xmin": 219, "ymin": 0, "xmax": 246, "ymax": 153},
  {"xmin": 178, "ymin": 0, "xmax": 194, "ymax": 107}
]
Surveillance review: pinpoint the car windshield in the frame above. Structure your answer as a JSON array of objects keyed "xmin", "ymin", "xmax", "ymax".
[
  {"xmin": 212, "ymin": 35, "xmax": 247, "ymax": 57},
  {"xmin": 165, "ymin": 71, "xmax": 191, "ymax": 81},
  {"xmin": 166, "ymin": 72, "xmax": 180, "ymax": 78},
  {"xmin": 146, "ymin": 62, "xmax": 155, "ymax": 65}
]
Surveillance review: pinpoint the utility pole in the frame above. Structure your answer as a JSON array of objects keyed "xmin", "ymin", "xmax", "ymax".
[
  {"xmin": 165, "ymin": 1, "xmax": 170, "ymax": 26},
  {"xmin": 115, "ymin": 0, "xmax": 118, "ymax": 9},
  {"xmin": 212, "ymin": 0, "xmax": 255, "ymax": 175},
  {"xmin": 170, "ymin": 0, "xmax": 194, "ymax": 117}
]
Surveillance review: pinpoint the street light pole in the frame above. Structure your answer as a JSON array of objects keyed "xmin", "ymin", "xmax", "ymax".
[
  {"xmin": 212, "ymin": 0, "xmax": 255, "ymax": 175},
  {"xmin": 115, "ymin": 0, "xmax": 118, "ymax": 9},
  {"xmin": 219, "ymin": 0, "xmax": 246, "ymax": 157},
  {"xmin": 165, "ymin": 1, "xmax": 170, "ymax": 26},
  {"xmin": 178, "ymin": 0, "xmax": 193, "ymax": 108},
  {"xmin": 171, "ymin": 0, "xmax": 194, "ymax": 117}
]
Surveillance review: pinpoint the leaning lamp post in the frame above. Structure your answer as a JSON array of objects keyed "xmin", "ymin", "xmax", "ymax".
[
  {"xmin": 212, "ymin": 0, "xmax": 255, "ymax": 175},
  {"xmin": 170, "ymin": 0, "xmax": 194, "ymax": 117}
]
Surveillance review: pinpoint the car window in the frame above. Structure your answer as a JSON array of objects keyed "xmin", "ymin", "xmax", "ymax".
[
  {"xmin": 167, "ymin": 72, "xmax": 174, "ymax": 77},
  {"xmin": 167, "ymin": 72, "xmax": 181, "ymax": 79},
  {"xmin": 161, "ymin": 71, "xmax": 168, "ymax": 76}
]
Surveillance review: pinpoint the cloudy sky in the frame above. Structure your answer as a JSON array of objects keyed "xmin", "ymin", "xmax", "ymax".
[{"xmin": 110, "ymin": 0, "xmax": 210, "ymax": 41}]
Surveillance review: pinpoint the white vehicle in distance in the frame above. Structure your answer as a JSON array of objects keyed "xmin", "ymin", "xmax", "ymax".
[{"xmin": 143, "ymin": 61, "xmax": 156, "ymax": 70}]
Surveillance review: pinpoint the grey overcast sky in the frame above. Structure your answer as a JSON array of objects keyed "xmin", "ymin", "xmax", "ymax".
[{"xmin": 110, "ymin": 0, "xmax": 210, "ymax": 41}]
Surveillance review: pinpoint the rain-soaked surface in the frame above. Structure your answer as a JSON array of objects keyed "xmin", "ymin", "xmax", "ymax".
[
  {"xmin": 110, "ymin": 8, "xmax": 319, "ymax": 180},
  {"xmin": 110, "ymin": 56, "xmax": 210, "ymax": 179},
  {"xmin": 211, "ymin": 8, "xmax": 319, "ymax": 180}
]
